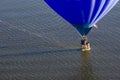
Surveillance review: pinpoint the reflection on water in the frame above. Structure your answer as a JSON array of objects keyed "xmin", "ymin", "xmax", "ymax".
[{"xmin": 76, "ymin": 51, "xmax": 97, "ymax": 80}]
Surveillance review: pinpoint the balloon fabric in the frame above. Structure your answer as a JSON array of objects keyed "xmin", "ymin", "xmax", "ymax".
[{"xmin": 45, "ymin": 0, "xmax": 119, "ymax": 36}]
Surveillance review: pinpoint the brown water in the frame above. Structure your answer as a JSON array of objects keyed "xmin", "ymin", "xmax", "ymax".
[{"xmin": 0, "ymin": 0, "xmax": 120, "ymax": 80}]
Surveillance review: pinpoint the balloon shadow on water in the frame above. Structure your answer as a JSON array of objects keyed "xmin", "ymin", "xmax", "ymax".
[
  {"xmin": 0, "ymin": 48, "xmax": 81, "ymax": 57},
  {"xmin": 75, "ymin": 51, "xmax": 98, "ymax": 80}
]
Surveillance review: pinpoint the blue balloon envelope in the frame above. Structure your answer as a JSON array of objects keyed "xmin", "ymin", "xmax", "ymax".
[{"xmin": 45, "ymin": 0, "xmax": 119, "ymax": 36}]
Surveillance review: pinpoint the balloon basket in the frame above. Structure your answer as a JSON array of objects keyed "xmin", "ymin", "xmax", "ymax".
[{"xmin": 81, "ymin": 44, "xmax": 91, "ymax": 52}]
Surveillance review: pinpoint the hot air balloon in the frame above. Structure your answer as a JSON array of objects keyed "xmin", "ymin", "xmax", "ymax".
[{"xmin": 44, "ymin": 0, "xmax": 119, "ymax": 51}]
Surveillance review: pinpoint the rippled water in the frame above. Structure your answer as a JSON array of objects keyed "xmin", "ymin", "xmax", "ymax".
[{"xmin": 0, "ymin": 0, "xmax": 120, "ymax": 80}]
